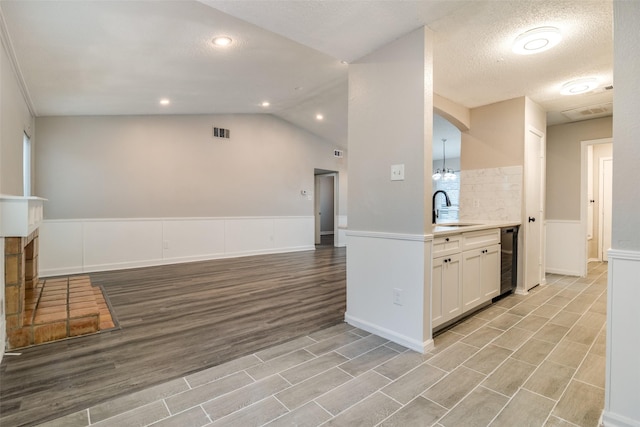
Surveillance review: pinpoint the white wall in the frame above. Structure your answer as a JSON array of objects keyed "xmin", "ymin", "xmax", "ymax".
[
  {"xmin": 40, "ymin": 216, "xmax": 313, "ymax": 276},
  {"xmin": 604, "ymin": 3, "xmax": 640, "ymax": 426},
  {"xmin": 347, "ymin": 26, "xmax": 434, "ymax": 353},
  {"xmin": 545, "ymin": 220, "xmax": 583, "ymax": 276}
]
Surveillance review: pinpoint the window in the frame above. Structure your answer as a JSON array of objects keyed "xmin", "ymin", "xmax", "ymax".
[{"xmin": 23, "ymin": 132, "xmax": 31, "ymax": 196}]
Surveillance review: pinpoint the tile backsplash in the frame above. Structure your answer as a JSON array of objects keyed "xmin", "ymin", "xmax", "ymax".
[{"xmin": 459, "ymin": 165, "xmax": 522, "ymax": 222}]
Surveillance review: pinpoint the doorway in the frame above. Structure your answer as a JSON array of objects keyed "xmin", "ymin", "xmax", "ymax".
[
  {"xmin": 314, "ymin": 169, "xmax": 338, "ymax": 247},
  {"xmin": 581, "ymin": 138, "xmax": 613, "ymax": 275}
]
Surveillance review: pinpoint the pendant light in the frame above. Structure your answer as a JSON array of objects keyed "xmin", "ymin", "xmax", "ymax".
[{"xmin": 432, "ymin": 138, "xmax": 456, "ymax": 181}]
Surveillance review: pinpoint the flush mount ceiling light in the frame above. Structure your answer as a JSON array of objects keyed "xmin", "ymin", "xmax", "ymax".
[
  {"xmin": 316, "ymin": 114, "xmax": 324, "ymax": 121},
  {"xmin": 261, "ymin": 101, "xmax": 270, "ymax": 107},
  {"xmin": 560, "ymin": 78, "xmax": 599, "ymax": 95},
  {"xmin": 212, "ymin": 36, "xmax": 232, "ymax": 47},
  {"xmin": 512, "ymin": 26, "xmax": 561, "ymax": 55},
  {"xmin": 159, "ymin": 98, "xmax": 170, "ymax": 106}
]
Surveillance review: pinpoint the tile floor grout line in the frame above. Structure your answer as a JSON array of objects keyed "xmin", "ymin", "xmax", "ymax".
[{"xmin": 536, "ymin": 269, "xmax": 608, "ymax": 427}]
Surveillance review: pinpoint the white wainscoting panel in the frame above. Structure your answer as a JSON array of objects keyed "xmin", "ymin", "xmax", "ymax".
[
  {"xmin": 224, "ymin": 218, "xmax": 275, "ymax": 256},
  {"xmin": 83, "ymin": 220, "xmax": 164, "ymax": 272},
  {"xmin": 162, "ymin": 219, "xmax": 226, "ymax": 263},
  {"xmin": 345, "ymin": 230, "xmax": 433, "ymax": 353},
  {"xmin": 39, "ymin": 216, "xmax": 315, "ymax": 277},
  {"xmin": 273, "ymin": 217, "xmax": 314, "ymax": 250},
  {"xmin": 603, "ymin": 250, "xmax": 640, "ymax": 427},
  {"xmin": 545, "ymin": 220, "xmax": 584, "ymax": 276},
  {"xmin": 39, "ymin": 221, "xmax": 84, "ymax": 276},
  {"xmin": 337, "ymin": 215, "xmax": 347, "ymax": 247}
]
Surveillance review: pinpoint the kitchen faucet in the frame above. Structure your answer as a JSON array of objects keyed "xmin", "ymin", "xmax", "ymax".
[{"xmin": 432, "ymin": 190, "xmax": 452, "ymax": 224}]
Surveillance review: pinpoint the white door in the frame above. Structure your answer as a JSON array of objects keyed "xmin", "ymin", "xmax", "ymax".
[
  {"xmin": 524, "ymin": 128, "xmax": 545, "ymax": 290},
  {"xmin": 600, "ymin": 157, "xmax": 613, "ymax": 261}
]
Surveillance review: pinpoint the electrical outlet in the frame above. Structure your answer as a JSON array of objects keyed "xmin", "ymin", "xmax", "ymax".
[{"xmin": 393, "ymin": 288, "xmax": 403, "ymax": 305}]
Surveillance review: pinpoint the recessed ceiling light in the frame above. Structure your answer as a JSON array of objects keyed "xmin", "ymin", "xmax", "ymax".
[
  {"xmin": 159, "ymin": 98, "xmax": 170, "ymax": 106},
  {"xmin": 316, "ymin": 114, "xmax": 324, "ymax": 121},
  {"xmin": 261, "ymin": 101, "xmax": 270, "ymax": 107},
  {"xmin": 512, "ymin": 26, "xmax": 561, "ymax": 55},
  {"xmin": 212, "ymin": 36, "xmax": 232, "ymax": 47},
  {"xmin": 560, "ymin": 78, "xmax": 599, "ymax": 95}
]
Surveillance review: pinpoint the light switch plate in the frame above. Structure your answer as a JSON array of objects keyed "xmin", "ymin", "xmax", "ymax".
[{"xmin": 391, "ymin": 164, "xmax": 405, "ymax": 181}]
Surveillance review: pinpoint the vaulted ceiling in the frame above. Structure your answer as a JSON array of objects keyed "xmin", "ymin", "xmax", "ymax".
[{"xmin": 0, "ymin": 0, "xmax": 613, "ymax": 151}]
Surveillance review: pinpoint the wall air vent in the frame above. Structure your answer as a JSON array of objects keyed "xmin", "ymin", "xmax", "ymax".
[
  {"xmin": 561, "ymin": 102, "xmax": 613, "ymax": 122},
  {"xmin": 333, "ymin": 149, "xmax": 344, "ymax": 158},
  {"xmin": 213, "ymin": 127, "xmax": 230, "ymax": 139}
]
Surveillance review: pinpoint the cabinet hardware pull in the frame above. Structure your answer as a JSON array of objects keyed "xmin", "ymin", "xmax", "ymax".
[{"xmin": 445, "ymin": 237, "xmax": 449, "ymax": 242}]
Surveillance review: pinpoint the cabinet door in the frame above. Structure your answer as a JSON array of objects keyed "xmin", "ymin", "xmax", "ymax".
[
  {"xmin": 432, "ymin": 254, "xmax": 462, "ymax": 328},
  {"xmin": 442, "ymin": 253, "xmax": 462, "ymax": 321},
  {"xmin": 432, "ymin": 257, "xmax": 445, "ymax": 327},
  {"xmin": 462, "ymin": 248, "xmax": 483, "ymax": 312},
  {"xmin": 481, "ymin": 244, "xmax": 500, "ymax": 300}
]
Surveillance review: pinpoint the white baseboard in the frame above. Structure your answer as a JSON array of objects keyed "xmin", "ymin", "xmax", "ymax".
[
  {"xmin": 602, "ymin": 410, "xmax": 640, "ymax": 427},
  {"xmin": 345, "ymin": 313, "xmax": 434, "ymax": 354},
  {"xmin": 545, "ymin": 267, "xmax": 582, "ymax": 276}
]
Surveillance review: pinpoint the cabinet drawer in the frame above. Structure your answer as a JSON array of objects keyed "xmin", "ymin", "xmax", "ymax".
[
  {"xmin": 462, "ymin": 228, "xmax": 500, "ymax": 251},
  {"xmin": 433, "ymin": 234, "xmax": 462, "ymax": 257}
]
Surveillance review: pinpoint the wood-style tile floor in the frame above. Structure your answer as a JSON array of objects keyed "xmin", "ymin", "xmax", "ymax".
[
  {"xmin": 0, "ymin": 244, "xmax": 346, "ymax": 426},
  {"xmin": 32, "ymin": 262, "xmax": 608, "ymax": 427}
]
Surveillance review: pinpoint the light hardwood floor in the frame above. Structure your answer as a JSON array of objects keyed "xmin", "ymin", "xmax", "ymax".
[{"xmin": 0, "ymin": 245, "xmax": 346, "ymax": 426}]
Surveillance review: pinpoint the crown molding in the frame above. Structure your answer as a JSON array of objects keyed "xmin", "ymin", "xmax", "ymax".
[{"xmin": 0, "ymin": 4, "xmax": 37, "ymax": 117}]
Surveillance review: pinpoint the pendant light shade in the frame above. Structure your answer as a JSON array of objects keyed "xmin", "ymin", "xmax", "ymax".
[{"xmin": 433, "ymin": 138, "xmax": 456, "ymax": 181}]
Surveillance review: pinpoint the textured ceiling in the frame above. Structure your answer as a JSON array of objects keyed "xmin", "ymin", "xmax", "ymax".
[{"xmin": 0, "ymin": 0, "xmax": 613, "ymax": 149}]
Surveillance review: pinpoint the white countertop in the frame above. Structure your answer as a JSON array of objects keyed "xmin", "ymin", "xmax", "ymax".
[{"xmin": 432, "ymin": 220, "xmax": 521, "ymax": 236}]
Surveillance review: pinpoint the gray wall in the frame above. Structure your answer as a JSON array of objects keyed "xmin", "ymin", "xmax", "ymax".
[
  {"xmin": 35, "ymin": 114, "xmax": 347, "ymax": 219},
  {"xmin": 348, "ymin": 26, "xmax": 432, "ymax": 234},
  {"xmin": 545, "ymin": 117, "xmax": 612, "ymax": 220},
  {"xmin": 461, "ymin": 97, "xmax": 525, "ymax": 170}
]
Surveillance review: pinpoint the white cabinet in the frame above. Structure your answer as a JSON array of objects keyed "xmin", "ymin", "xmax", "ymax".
[
  {"xmin": 432, "ymin": 253, "xmax": 462, "ymax": 328},
  {"xmin": 462, "ymin": 244, "xmax": 500, "ymax": 312},
  {"xmin": 432, "ymin": 228, "xmax": 501, "ymax": 329}
]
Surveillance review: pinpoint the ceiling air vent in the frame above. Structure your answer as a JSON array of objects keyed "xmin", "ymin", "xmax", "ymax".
[{"xmin": 561, "ymin": 102, "xmax": 613, "ymax": 122}]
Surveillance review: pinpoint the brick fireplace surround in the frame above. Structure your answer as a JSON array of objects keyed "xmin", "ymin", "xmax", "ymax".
[{"xmin": 2, "ymin": 196, "xmax": 114, "ymax": 350}]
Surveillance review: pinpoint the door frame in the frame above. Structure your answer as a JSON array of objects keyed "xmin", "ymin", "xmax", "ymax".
[
  {"xmin": 580, "ymin": 138, "xmax": 613, "ymax": 276},
  {"xmin": 313, "ymin": 170, "xmax": 339, "ymax": 246},
  {"xmin": 598, "ymin": 156, "xmax": 613, "ymax": 262}
]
